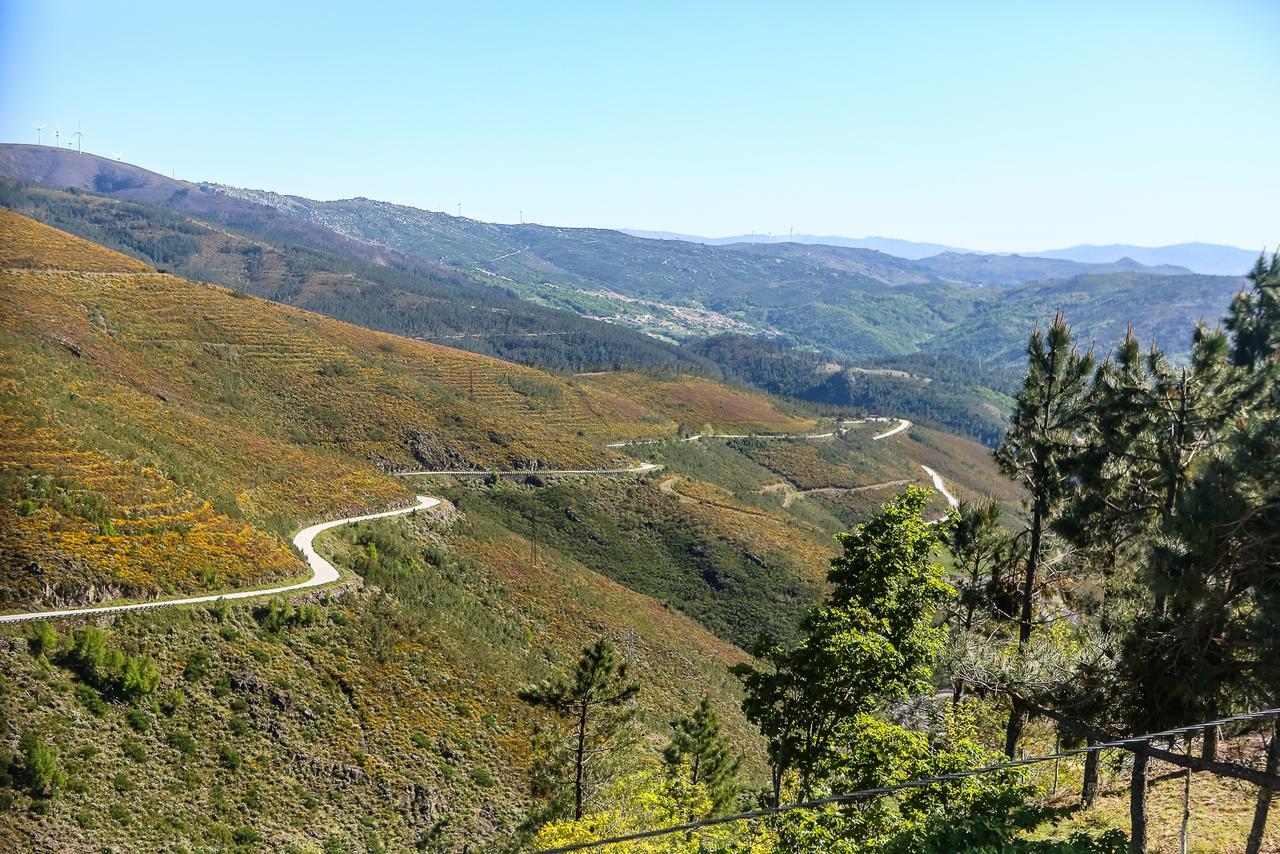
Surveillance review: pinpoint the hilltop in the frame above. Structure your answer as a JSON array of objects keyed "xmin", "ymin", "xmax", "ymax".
[
  {"xmin": 0, "ymin": 145, "xmax": 1246, "ymax": 366},
  {"xmin": 0, "ymin": 145, "xmax": 1252, "ymax": 453}
]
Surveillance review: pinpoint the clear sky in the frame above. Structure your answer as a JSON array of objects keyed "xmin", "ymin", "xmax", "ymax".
[{"xmin": 1, "ymin": 1, "xmax": 1276, "ymax": 252}]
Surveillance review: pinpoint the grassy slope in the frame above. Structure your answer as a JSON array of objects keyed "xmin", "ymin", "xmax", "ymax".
[
  {"xmin": 0, "ymin": 212, "xmax": 785, "ymax": 849},
  {"xmin": 0, "ymin": 212, "xmax": 1054, "ymax": 849}
]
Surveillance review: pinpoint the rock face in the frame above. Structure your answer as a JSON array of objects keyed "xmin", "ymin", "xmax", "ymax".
[{"xmin": 404, "ymin": 429, "xmax": 470, "ymax": 470}]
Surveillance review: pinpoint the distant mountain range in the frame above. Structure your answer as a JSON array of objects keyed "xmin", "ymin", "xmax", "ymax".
[
  {"xmin": 623, "ymin": 230, "xmax": 1260, "ymax": 276},
  {"xmin": 620, "ymin": 230, "xmax": 966, "ymax": 260},
  {"xmin": 0, "ymin": 142, "xmax": 1253, "ymax": 445}
]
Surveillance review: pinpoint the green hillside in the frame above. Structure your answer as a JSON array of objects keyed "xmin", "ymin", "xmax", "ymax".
[{"xmin": 0, "ymin": 213, "xmax": 1025, "ymax": 850}]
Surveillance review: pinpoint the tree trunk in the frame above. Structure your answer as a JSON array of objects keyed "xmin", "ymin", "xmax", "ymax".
[
  {"xmin": 574, "ymin": 704, "xmax": 588, "ymax": 820},
  {"xmin": 1005, "ymin": 699, "xmax": 1027, "ymax": 759},
  {"xmin": 1006, "ymin": 502, "xmax": 1043, "ymax": 759},
  {"xmin": 1246, "ymin": 716, "xmax": 1280, "ymax": 854},
  {"xmin": 1130, "ymin": 751, "xmax": 1149, "ymax": 853},
  {"xmin": 1019, "ymin": 502, "xmax": 1043, "ymax": 646},
  {"xmin": 1082, "ymin": 744, "xmax": 1100, "ymax": 806},
  {"xmin": 1202, "ymin": 724, "xmax": 1219, "ymax": 762}
]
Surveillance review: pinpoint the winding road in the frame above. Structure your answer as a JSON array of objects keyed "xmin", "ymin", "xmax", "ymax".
[
  {"xmin": 2, "ymin": 415, "xmax": 956, "ymax": 623},
  {"xmin": 0, "ymin": 496, "xmax": 440, "ymax": 624},
  {"xmin": 921, "ymin": 465, "xmax": 960, "ymax": 509},
  {"xmin": 872, "ymin": 418, "xmax": 912, "ymax": 441}
]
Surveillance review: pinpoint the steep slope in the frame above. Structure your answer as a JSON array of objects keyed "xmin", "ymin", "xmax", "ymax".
[
  {"xmin": 0, "ymin": 176, "xmax": 716, "ymax": 375},
  {"xmin": 0, "ymin": 146, "xmax": 1247, "ymax": 372},
  {"xmin": 0, "ymin": 211, "xmax": 1027, "ymax": 850},
  {"xmin": 0, "ymin": 210, "xmax": 824, "ymax": 610},
  {"xmin": 0, "ymin": 213, "xmax": 790, "ymax": 850}
]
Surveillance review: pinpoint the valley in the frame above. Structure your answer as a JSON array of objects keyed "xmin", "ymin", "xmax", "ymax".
[{"xmin": 0, "ymin": 211, "xmax": 1004, "ymax": 849}]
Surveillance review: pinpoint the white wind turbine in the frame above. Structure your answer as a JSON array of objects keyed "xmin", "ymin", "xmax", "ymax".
[
  {"xmin": 33, "ymin": 124, "xmax": 45, "ymax": 145},
  {"xmin": 54, "ymin": 124, "xmax": 61, "ymax": 148},
  {"xmin": 72, "ymin": 127, "xmax": 84, "ymax": 154}
]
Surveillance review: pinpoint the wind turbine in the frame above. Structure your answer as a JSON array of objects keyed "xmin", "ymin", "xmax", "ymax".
[
  {"xmin": 33, "ymin": 124, "xmax": 45, "ymax": 145},
  {"xmin": 72, "ymin": 128, "xmax": 84, "ymax": 154},
  {"xmin": 113, "ymin": 152, "xmax": 122, "ymax": 161},
  {"xmin": 54, "ymin": 124, "xmax": 61, "ymax": 149}
]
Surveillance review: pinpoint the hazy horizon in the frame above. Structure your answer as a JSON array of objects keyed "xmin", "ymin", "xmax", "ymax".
[{"xmin": 2, "ymin": 2, "xmax": 1276, "ymax": 252}]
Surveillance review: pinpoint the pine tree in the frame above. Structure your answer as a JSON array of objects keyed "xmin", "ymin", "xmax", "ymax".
[
  {"xmin": 663, "ymin": 696, "xmax": 742, "ymax": 814},
  {"xmin": 519, "ymin": 638, "xmax": 641, "ymax": 821},
  {"xmin": 995, "ymin": 314, "xmax": 1094, "ymax": 757},
  {"xmin": 942, "ymin": 498, "xmax": 1014, "ymax": 703},
  {"xmin": 1224, "ymin": 250, "xmax": 1280, "ymax": 371}
]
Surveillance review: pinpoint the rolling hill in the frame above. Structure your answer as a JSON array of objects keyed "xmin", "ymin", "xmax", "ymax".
[
  {"xmin": 0, "ymin": 144, "xmax": 1247, "ymax": 455},
  {"xmin": 0, "ymin": 211, "xmax": 1031, "ymax": 849},
  {"xmin": 0, "ymin": 144, "xmax": 1241, "ymax": 370}
]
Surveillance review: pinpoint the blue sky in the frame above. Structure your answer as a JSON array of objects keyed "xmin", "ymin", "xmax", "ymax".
[{"xmin": 1, "ymin": 1, "xmax": 1276, "ymax": 251}]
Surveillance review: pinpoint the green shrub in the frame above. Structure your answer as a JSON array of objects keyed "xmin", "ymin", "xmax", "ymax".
[
  {"xmin": 122, "ymin": 739, "xmax": 147, "ymax": 763},
  {"xmin": 112, "ymin": 771, "xmax": 135, "ymax": 792},
  {"xmin": 228, "ymin": 716, "xmax": 250, "ymax": 737},
  {"xmin": 120, "ymin": 654, "xmax": 160, "ymax": 700},
  {"xmin": 183, "ymin": 649, "xmax": 211, "ymax": 682},
  {"xmin": 217, "ymin": 744, "xmax": 242, "ymax": 771},
  {"xmin": 160, "ymin": 688, "xmax": 185, "ymax": 715},
  {"xmin": 27, "ymin": 622, "xmax": 57, "ymax": 658},
  {"xmin": 75, "ymin": 684, "xmax": 109, "ymax": 717},
  {"xmin": 20, "ymin": 731, "xmax": 64, "ymax": 799},
  {"xmin": 410, "ymin": 732, "xmax": 431, "ymax": 749},
  {"xmin": 233, "ymin": 825, "xmax": 262, "ymax": 844},
  {"xmin": 166, "ymin": 729, "xmax": 196, "ymax": 755},
  {"xmin": 126, "ymin": 708, "xmax": 151, "ymax": 732},
  {"xmin": 470, "ymin": 767, "xmax": 495, "ymax": 787},
  {"xmin": 109, "ymin": 802, "xmax": 130, "ymax": 825}
]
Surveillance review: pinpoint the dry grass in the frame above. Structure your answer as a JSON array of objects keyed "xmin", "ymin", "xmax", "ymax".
[{"xmin": 0, "ymin": 208, "xmax": 149, "ymax": 271}]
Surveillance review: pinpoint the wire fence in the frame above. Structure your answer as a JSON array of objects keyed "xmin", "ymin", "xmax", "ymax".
[{"xmin": 533, "ymin": 707, "xmax": 1280, "ymax": 853}]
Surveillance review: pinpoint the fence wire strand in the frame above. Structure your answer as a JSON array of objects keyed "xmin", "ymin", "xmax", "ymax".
[{"xmin": 533, "ymin": 707, "xmax": 1280, "ymax": 853}]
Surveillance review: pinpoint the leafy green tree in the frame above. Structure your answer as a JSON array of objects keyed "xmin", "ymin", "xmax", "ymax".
[
  {"xmin": 733, "ymin": 488, "xmax": 953, "ymax": 804},
  {"xmin": 663, "ymin": 696, "xmax": 741, "ymax": 815},
  {"xmin": 996, "ymin": 314, "xmax": 1094, "ymax": 757},
  {"xmin": 19, "ymin": 731, "xmax": 64, "ymax": 799},
  {"xmin": 26, "ymin": 622, "xmax": 58, "ymax": 659},
  {"xmin": 519, "ymin": 638, "xmax": 641, "ymax": 821}
]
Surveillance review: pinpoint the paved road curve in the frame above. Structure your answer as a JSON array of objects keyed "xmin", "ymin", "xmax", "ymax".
[
  {"xmin": 0, "ymin": 495, "xmax": 440, "ymax": 624},
  {"xmin": 1, "ymin": 414, "xmax": 944, "ymax": 623}
]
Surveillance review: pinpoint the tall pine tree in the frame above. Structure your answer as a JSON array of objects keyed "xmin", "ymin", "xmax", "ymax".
[
  {"xmin": 663, "ymin": 696, "xmax": 742, "ymax": 815},
  {"xmin": 996, "ymin": 313, "xmax": 1094, "ymax": 757},
  {"xmin": 519, "ymin": 638, "xmax": 641, "ymax": 821}
]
